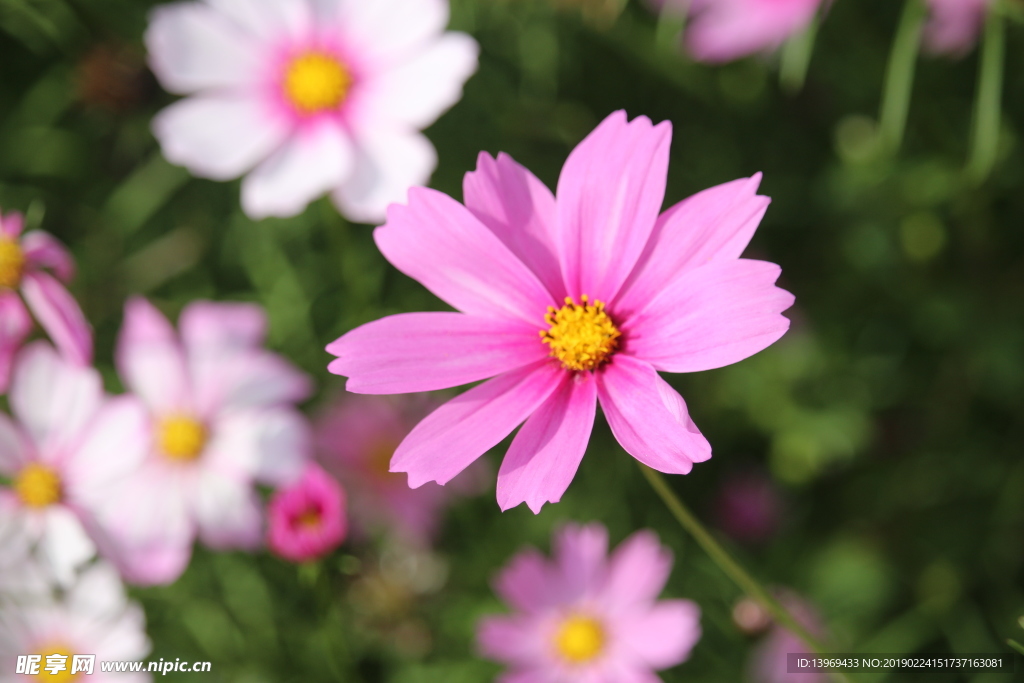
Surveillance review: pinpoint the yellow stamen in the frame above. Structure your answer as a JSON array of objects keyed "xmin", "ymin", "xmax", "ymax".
[
  {"xmin": 553, "ymin": 615, "xmax": 606, "ymax": 664},
  {"xmin": 33, "ymin": 644, "xmax": 77, "ymax": 683},
  {"xmin": 157, "ymin": 415, "xmax": 207, "ymax": 462},
  {"xmin": 0, "ymin": 238, "xmax": 25, "ymax": 289},
  {"xmin": 296, "ymin": 509, "xmax": 321, "ymax": 529},
  {"xmin": 540, "ymin": 295, "xmax": 621, "ymax": 371},
  {"xmin": 15, "ymin": 463, "xmax": 62, "ymax": 508},
  {"xmin": 283, "ymin": 53, "xmax": 352, "ymax": 114}
]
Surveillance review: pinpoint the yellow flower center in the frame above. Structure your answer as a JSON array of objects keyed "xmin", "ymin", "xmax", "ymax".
[
  {"xmin": 157, "ymin": 415, "xmax": 207, "ymax": 462},
  {"xmin": 283, "ymin": 53, "xmax": 353, "ymax": 114},
  {"xmin": 554, "ymin": 615, "xmax": 606, "ymax": 664},
  {"xmin": 33, "ymin": 644, "xmax": 78, "ymax": 683},
  {"xmin": 0, "ymin": 238, "xmax": 25, "ymax": 289},
  {"xmin": 296, "ymin": 509, "xmax": 322, "ymax": 530},
  {"xmin": 15, "ymin": 463, "xmax": 62, "ymax": 508},
  {"xmin": 367, "ymin": 438, "xmax": 400, "ymax": 480},
  {"xmin": 541, "ymin": 296, "xmax": 621, "ymax": 372}
]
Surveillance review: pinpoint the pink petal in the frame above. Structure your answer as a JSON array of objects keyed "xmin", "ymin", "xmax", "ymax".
[
  {"xmin": 105, "ymin": 540, "xmax": 193, "ymax": 587},
  {"xmin": 204, "ymin": 409, "xmax": 310, "ymax": 487},
  {"xmin": 153, "ymin": 94, "xmax": 291, "ymax": 181},
  {"xmin": 375, "ymin": 187, "xmax": 555, "ymax": 323},
  {"xmin": 555, "ymin": 111, "xmax": 671, "ymax": 303},
  {"xmin": 924, "ymin": 0, "xmax": 990, "ymax": 56},
  {"xmin": 21, "ymin": 231, "xmax": 75, "ymax": 282},
  {"xmin": 464, "ymin": 152, "xmax": 566, "ymax": 301},
  {"xmin": 193, "ymin": 471, "xmax": 263, "ymax": 550},
  {"xmin": 208, "ymin": 0, "xmax": 312, "ymax": 42},
  {"xmin": 145, "ymin": 1, "xmax": 261, "ymax": 94},
  {"xmin": 552, "ymin": 522, "xmax": 608, "ymax": 598},
  {"xmin": 614, "ymin": 174, "xmax": 769, "ymax": 320},
  {"xmin": 179, "ymin": 300, "xmax": 266, "ymax": 352},
  {"xmin": 477, "ymin": 614, "xmax": 546, "ymax": 666},
  {"xmin": 361, "ymin": 32, "xmax": 478, "ymax": 129},
  {"xmin": 0, "ymin": 292, "xmax": 32, "ymax": 394},
  {"xmin": 0, "ymin": 211, "xmax": 23, "ymax": 238},
  {"xmin": 600, "ymin": 530, "xmax": 672, "ymax": 610},
  {"xmin": 20, "ymin": 272, "xmax": 93, "ymax": 366},
  {"xmin": 686, "ymin": 0, "xmax": 821, "ymax": 63},
  {"xmin": 492, "ymin": 548, "xmax": 558, "ymax": 613},
  {"xmin": 624, "ymin": 259, "xmax": 794, "ymax": 373},
  {"xmin": 192, "ymin": 350, "xmax": 312, "ymax": 416},
  {"xmin": 596, "ymin": 355, "xmax": 710, "ymax": 474},
  {"xmin": 497, "ymin": 372, "xmax": 597, "ymax": 513},
  {"xmin": 390, "ymin": 361, "xmax": 562, "ymax": 488},
  {"xmin": 326, "ymin": 312, "xmax": 547, "ymax": 394},
  {"xmin": 64, "ymin": 397, "xmax": 150, "ymax": 501},
  {"xmin": 9, "ymin": 342, "xmax": 102, "ymax": 456},
  {"xmin": 337, "ymin": 0, "xmax": 450, "ymax": 64},
  {"xmin": 619, "ymin": 600, "xmax": 702, "ymax": 669},
  {"xmin": 332, "ymin": 128, "xmax": 437, "ymax": 224},
  {"xmin": 116, "ymin": 297, "xmax": 189, "ymax": 414},
  {"xmin": 241, "ymin": 123, "xmax": 354, "ymax": 219},
  {"xmin": 0, "ymin": 412, "xmax": 29, "ymax": 475}
]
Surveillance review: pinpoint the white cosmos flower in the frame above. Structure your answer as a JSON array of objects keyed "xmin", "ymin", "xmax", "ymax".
[
  {"xmin": 146, "ymin": 0, "xmax": 479, "ymax": 222},
  {"xmin": 0, "ymin": 562, "xmax": 151, "ymax": 683}
]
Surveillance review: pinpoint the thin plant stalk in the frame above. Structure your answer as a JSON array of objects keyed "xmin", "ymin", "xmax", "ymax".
[
  {"xmin": 878, "ymin": 0, "xmax": 926, "ymax": 152},
  {"xmin": 655, "ymin": 2, "xmax": 688, "ymax": 52},
  {"xmin": 780, "ymin": 18, "xmax": 819, "ymax": 94},
  {"xmin": 965, "ymin": 4, "xmax": 1005, "ymax": 183},
  {"xmin": 638, "ymin": 463, "xmax": 826, "ymax": 654}
]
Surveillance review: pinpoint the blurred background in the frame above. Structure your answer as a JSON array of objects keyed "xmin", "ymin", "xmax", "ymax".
[{"xmin": 1, "ymin": 0, "xmax": 1023, "ymax": 680}]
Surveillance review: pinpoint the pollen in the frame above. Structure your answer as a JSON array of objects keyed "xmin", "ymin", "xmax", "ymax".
[
  {"xmin": 157, "ymin": 415, "xmax": 207, "ymax": 462},
  {"xmin": 0, "ymin": 238, "xmax": 25, "ymax": 289},
  {"xmin": 540, "ymin": 295, "xmax": 621, "ymax": 371},
  {"xmin": 15, "ymin": 463, "xmax": 62, "ymax": 508},
  {"xmin": 296, "ymin": 509, "xmax": 322, "ymax": 530},
  {"xmin": 283, "ymin": 52, "xmax": 353, "ymax": 114},
  {"xmin": 553, "ymin": 615, "xmax": 606, "ymax": 664}
]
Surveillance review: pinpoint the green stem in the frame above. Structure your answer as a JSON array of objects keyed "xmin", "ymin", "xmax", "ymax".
[
  {"xmin": 965, "ymin": 4, "xmax": 1005, "ymax": 183},
  {"xmin": 779, "ymin": 18, "xmax": 819, "ymax": 94},
  {"xmin": 878, "ymin": 0, "xmax": 926, "ymax": 153},
  {"xmin": 638, "ymin": 464, "xmax": 827, "ymax": 654},
  {"xmin": 1007, "ymin": 639, "xmax": 1024, "ymax": 657},
  {"xmin": 654, "ymin": 2, "xmax": 687, "ymax": 52}
]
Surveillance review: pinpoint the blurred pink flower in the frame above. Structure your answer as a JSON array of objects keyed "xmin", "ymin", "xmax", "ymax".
[
  {"xmin": 747, "ymin": 593, "xmax": 826, "ymax": 683},
  {"xmin": 923, "ymin": 0, "xmax": 993, "ymax": 56},
  {"xmin": 0, "ymin": 562, "xmax": 151, "ymax": 683},
  {"xmin": 0, "ymin": 209, "xmax": 92, "ymax": 393},
  {"xmin": 0, "ymin": 343, "xmax": 149, "ymax": 586},
  {"xmin": 267, "ymin": 463, "xmax": 347, "ymax": 562},
  {"xmin": 146, "ymin": 0, "xmax": 478, "ymax": 221},
  {"xmin": 713, "ymin": 469, "xmax": 783, "ymax": 544},
  {"xmin": 327, "ymin": 110, "xmax": 794, "ymax": 513},
  {"xmin": 478, "ymin": 522, "xmax": 702, "ymax": 681},
  {"xmin": 101, "ymin": 298, "xmax": 313, "ymax": 585},
  {"xmin": 685, "ymin": 0, "xmax": 823, "ymax": 63},
  {"xmin": 316, "ymin": 393, "xmax": 486, "ymax": 546}
]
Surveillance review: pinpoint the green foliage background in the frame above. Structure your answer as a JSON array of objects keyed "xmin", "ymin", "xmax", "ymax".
[{"xmin": 1, "ymin": 0, "xmax": 1024, "ymax": 680}]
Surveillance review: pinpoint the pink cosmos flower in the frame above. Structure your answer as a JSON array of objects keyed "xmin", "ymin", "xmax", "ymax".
[
  {"xmin": 267, "ymin": 463, "xmax": 347, "ymax": 562},
  {"xmin": 100, "ymin": 297, "xmax": 313, "ymax": 585},
  {"xmin": 477, "ymin": 523, "xmax": 702, "ymax": 681},
  {"xmin": 0, "ymin": 562, "xmax": 151, "ymax": 683},
  {"xmin": 0, "ymin": 343, "xmax": 149, "ymax": 586},
  {"xmin": 316, "ymin": 393, "xmax": 486, "ymax": 545},
  {"xmin": 713, "ymin": 469, "xmax": 783, "ymax": 544},
  {"xmin": 684, "ymin": 0, "xmax": 824, "ymax": 63},
  {"xmin": 146, "ymin": 0, "xmax": 478, "ymax": 221},
  {"xmin": 0, "ymin": 209, "xmax": 91, "ymax": 393},
  {"xmin": 327, "ymin": 111, "xmax": 794, "ymax": 513},
  {"xmin": 923, "ymin": 0, "xmax": 993, "ymax": 56}
]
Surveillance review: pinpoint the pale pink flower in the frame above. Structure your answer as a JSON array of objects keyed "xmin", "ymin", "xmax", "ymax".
[
  {"xmin": 146, "ymin": 0, "xmax": 478, "ymax": 221},
  {"xmin": 923, "ymin": 0, "xmax": 993, "ymax": 56},
  {"xmin": 316, "ymin": 393, "xmax": 486, "ymax": 545},
  {"xmin": 0, "ymin": 562, "xmax": 151, "ymax": 683},
  {"xmin": 685, "ymin": 0, "xmax": 824, "ymax": 63},
  {"xmin": 478, "ymin": 523, "xmax": 701, "ymax": 682},
  {"xmin": 0, "ymin": 209, "xmax": 92, "ymax": 392},
  {"xmin": 102, "ymin": 297, "xmax": 313, "ymax": 585},
  {"xmin": 267, "ymin": 463, "xmax": 347, "ymax": 562},
  {"xmin": 748, "ymin": 593, "xmax": 826, "ymax": 683},
  {"xmin": 327, "ymin": 111, "xmax": 794, "ymax": 513},
  {"xmin": 0, "ymin": 343, "xmax": 149, "ymax": 586}
]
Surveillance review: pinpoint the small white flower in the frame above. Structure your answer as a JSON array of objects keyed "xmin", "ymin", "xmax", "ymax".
[{"xmin": 147, "ymin": 0, "xmax": 479, "ymax": 221}]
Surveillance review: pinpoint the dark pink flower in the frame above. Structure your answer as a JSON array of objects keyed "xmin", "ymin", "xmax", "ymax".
[
  {"xmin": 267, "ymin": 463, "xmax": 347, "ymax": 562},
  {"xmin": 327, "ymin": 111, "xmax": 794, "ymax": 513},
  {"xmin": 713, "ymin": 469, "xmax": 783, "ymax": 544},
  {"xmin": 478, "ymin": 522, "xmax": 702, "ymax": 681},
  {"xmin": 685, "ymin": 0, "xmax": 824, "ymax": 63},
  {"xmin": 0, "ymin": 209, "xmax": 92, "ymax": 393}
]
